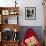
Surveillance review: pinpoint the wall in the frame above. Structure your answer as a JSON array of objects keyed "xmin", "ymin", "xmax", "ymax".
[
  {"xmin": 0, "ymin": 0, "xmax": 44, "ymax": 26},
  {"xmin": 18, "ymin": 0, "xmax": 44, "ymax": 26}
]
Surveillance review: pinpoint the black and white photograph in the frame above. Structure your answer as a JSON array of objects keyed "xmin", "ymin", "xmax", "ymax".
[{"xmin": 25, "ymin": 7, "xmax": 36, "ymax": 20}]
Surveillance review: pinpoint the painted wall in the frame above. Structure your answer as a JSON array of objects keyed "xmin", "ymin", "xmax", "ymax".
[
  {"xmin": 18, "ymin": 0, "xmax": 44, "ymax": 26},
  {"xmin": 0, "ymin": 0, "xmax": 44, "ymax": 26}
]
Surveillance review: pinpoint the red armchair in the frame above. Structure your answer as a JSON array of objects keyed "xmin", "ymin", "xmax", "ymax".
[{"xmin": 21, "ymin": 28, "xmax": 41, "ymax": 46}]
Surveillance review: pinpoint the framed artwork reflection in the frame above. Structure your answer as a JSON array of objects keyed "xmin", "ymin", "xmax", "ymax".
[{"xmin": 25, "ymin": 7, "xmax": 36, "ymax": 20}]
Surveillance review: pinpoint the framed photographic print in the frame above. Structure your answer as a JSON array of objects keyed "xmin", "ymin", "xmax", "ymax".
[
  {"xmin": 2, "ymin": 10, "xmax": 9, "ymax": 15},
  {"xmin": 25, "ymin": 7, "xmax": 36, "ymax": 20}
]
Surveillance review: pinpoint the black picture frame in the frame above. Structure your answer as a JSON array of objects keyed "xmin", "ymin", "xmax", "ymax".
[{"xmin": 25, "ymin": 7, "xmax": 36, "ymax": 20}]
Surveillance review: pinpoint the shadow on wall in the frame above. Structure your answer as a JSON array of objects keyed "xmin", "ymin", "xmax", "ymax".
[{"xmin": 18, "ymin": 26, "xmax": 44, "ymax": 44}]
